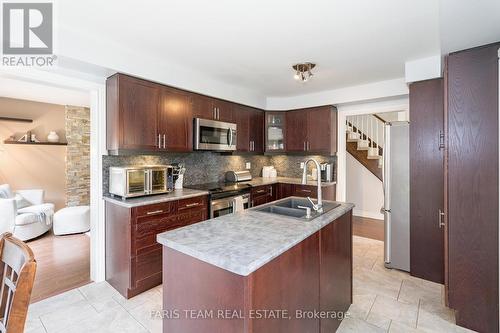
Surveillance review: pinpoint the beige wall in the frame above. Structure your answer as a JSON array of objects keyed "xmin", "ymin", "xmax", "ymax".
[{"xmin": 0, "ymin": 97, "xmax": 67, "ymax": 210}]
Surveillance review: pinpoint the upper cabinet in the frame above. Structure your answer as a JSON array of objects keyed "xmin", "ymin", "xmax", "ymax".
[
  {"xmin": 107, "ymin": 74, "xmax": 192, "ymax": 153},
  {"xmin": 158, "ymin": 87, "xmax": 192, "ymax": 152},
  {"xmin": 192, "ymin": 94, "xmax": 233, "ymax": 122},
  {"xmin": 233, "ymin": 105, "xmax": 263, "ymax": 153},
  {"xmin": 107, "ymin": 74, "xmax": 160, "ymax": 152},
  {"xmin": 285, "ymin": 106, "xmax": 337, "ymax": 155},
  {"xmin": 265, "ymin": 112, "xmax": 286, "ymax": 153}
]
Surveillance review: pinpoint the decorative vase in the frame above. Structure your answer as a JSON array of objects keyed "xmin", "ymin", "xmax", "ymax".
[{"xmin": 47, "ymin": 131, "xmax": 59, "ymax": 143}]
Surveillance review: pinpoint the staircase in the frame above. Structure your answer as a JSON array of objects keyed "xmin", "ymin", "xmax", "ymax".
[{"xmin": 346, "ymin": 114, "xmax": 384, "ymax": 181}]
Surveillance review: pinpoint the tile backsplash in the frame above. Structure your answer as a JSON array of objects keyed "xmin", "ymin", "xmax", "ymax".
[{"xmin": 102, "ymin": 152, "xmax": 336, "ymax": 195}]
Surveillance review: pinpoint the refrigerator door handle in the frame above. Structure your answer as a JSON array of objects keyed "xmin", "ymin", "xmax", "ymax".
[{"xmin": 384, "ymin": 209, "xmax": 391, "ymax": 264}]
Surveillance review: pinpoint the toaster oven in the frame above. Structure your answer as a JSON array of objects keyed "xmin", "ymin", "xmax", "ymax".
[{"xmin": 109, "ymin": 165, "xmax": 173, "ymax": 199}]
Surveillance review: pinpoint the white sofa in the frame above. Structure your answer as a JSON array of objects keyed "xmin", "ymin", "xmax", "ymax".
[{"xmin": 0, "ymin": 184, "xmax": 54, "ymax": 241}]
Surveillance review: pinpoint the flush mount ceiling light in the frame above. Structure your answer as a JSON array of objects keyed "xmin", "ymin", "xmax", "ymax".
[{"xmin": 292, "ymin": 62, "xmax": 316, "ymax": 82}]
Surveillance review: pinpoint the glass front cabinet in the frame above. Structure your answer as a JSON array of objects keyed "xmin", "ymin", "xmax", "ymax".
[{"xmin": 265, "ymin": 112, "xmax": 286, "ymax": 152}]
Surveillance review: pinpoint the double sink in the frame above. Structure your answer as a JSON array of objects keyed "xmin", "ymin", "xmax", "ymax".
[{"xmin": 253, "ymin": 197, "xmax": 340, "ymax": 221}]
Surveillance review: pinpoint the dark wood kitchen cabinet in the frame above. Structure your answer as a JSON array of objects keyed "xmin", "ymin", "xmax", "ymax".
[
  {"xmin": 107, "ymin": 73, "xmax": 192, "ymax": 154},
  {"xmin": 409, "ymin": 78, "xmax": 444, "ymax": 284},
  {"xmin": 250, "ymin": 184, "xmax": 277, "ymax": 207},
  {"xmin": 105, "ymin": 195, "xmax": 208, "ymax": 298},
  {"xmin": 234, "ymin": 105, "xmax": 263, "ymax": 153},
  {"xmin": 292, "ymin": 184, "xmax": 336, "ymax": 201},
  {"xmin": 107, "ymin": 74, "xmax": 160, "ymax": 152},
  {"xmin": 286, "ymin": 106, "xmax": 337, "ymax": 155},
  {"xmin": 191, "ymin": 94, "xmax": 233, "ymax": 122},
  {"xmin": 445, "ymin": 42, "xmax": 499, "ymax": 333},
  {"xmin": 158, "ymin": 87, "xmax": 192, "ymax": 152}
]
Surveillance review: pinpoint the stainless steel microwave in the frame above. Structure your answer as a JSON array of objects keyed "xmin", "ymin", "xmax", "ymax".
[
  {"xmin": 193, "ymin": 118, "xmax": 237, "ymax": 151},
  {"xmin": 109, "ymin": 166, "xmax": 173, "ymax": 199}
]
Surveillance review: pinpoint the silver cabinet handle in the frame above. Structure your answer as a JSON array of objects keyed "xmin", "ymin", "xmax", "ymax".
[
  {"xmin": 438, "ymin": 209, "xmax": 445, "ymax": 228},
  {"xmin": 213, "ymin": 107, "xmax": 216, "ymax": 119},
  {"xmin": 303, "ymin": 142, "xmax": 306, "ymax": 151},
  {"xmin": 438, "ymin": 131, "xmax": 445, "ymax": 150},
  {"xmin": 217, "ymin": 108, "xmax": 219, "ymax": 120},
  {"xmin": 163, "ymin": 134, "xmax": 166, "ymax": 149},
  {"xmin": 269, "ymin": 186, "xmax": 273, "ymax": 197},
  {"xmin": 185, "ymin": 202, "xmax": 200, "ymax": 208},
  {"xmin": 158, "ymin": 134, "xmax": 161, "ymax": 148},
  {"xmin": 146, "ymin": 210, "xmax": 163, "ymax": 215}
]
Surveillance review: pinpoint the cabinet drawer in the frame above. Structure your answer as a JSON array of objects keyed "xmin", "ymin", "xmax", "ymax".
[
  {"xmin": 177, "ymin": 209, "xmax": 207, "ymax": 226},
  {"xmin": 135, "ymin": 201, "xmax": 175, "ymax": 218},
  {"xmin": 133, "ymin": 214, "xmax": 184, "ymax": 256},
  {"xmin": 177, "ymin": 196, "xmax": 207, "ymax": 212},
  {"xmin": 132, "ymin": 248, "xmax": 162, "ymax": 286},
  {"xmin": 251, "ymin": 185, "xmax": 273, "ymax": 197},
  {"xmin": 293, "ymin": 185, "xmax": 317, "ymax": 198}
]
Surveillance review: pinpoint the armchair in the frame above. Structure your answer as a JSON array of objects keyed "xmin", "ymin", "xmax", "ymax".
[{"xmin": 0, "ymin": 184, "xmax": 54, "ymax": 241}]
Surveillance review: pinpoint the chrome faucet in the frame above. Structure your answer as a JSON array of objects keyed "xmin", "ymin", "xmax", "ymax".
[{"xmin": 301, "ymin": 158, "xmax": 323, "ymax": 213}]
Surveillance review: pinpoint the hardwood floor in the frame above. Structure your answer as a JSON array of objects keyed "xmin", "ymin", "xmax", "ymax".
[
  {"xmin": 352, "ymin": 215, "xmax": 384, "ymax": 241},
  {"xmin": 26, "ymin": 231, "xmax": 91, "ymax": 303}
]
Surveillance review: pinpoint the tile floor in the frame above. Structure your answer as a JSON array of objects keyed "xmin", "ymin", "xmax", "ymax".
[{"xmin": 26, "ymin": 236, "xmax": 475, "ymax": 332}]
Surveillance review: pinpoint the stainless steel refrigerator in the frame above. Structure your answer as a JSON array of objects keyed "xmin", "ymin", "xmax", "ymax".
[{"xmin": 382, "ymin": 121, "xmax": 410, "ymax": 271}]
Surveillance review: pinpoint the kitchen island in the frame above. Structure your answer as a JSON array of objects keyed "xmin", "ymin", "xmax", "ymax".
[{"xmin": 157, "ymin": 197, "xmax": 354, "ymax": 332}]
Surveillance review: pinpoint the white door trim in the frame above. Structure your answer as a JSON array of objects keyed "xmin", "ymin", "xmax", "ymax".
[
  {"xmin": 336, "ymin": 98, "xmax": 408, "ymax": 202},
  {"xmin": 0, "ymin": 68, "xmax": 107, "ymax": 282}
]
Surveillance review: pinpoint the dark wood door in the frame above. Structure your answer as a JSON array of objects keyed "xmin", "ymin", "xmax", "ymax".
[
  {"xmin": 191, "ymin": 94, "xmax": 214, "ymax": 120},
  {"xmin": 249, "ymin": 108, "xmax": 264, "ymax": 153},
  {"xmin": 307, "ymin": 106, "xmax": 332, "ymax": 153},
  {"xmin": 278, "ymin": 183, "xmax": 294, "ymax": 199},
  {"xmin": 409, "ymin": 78, "xmax": 444, "ymax": 284},
  {"xmin": 233, "ymin": 106, "xmax": 250, "ymax": 152},
  {"xmin": 213, "ymin": 100, "xmax": 233, "ymax": 122},
  {"xmin": 158, "ymin": 87, "xmax": 192, "ymax": 152},
  {"xmin": 286, "ymin": 110, "xmax": 307, "ymax": 152},
  {"xmin": 446, "ymin": 43, "xmax": 499, "ymax": 333},
  {"xmin": 119, "ymin": 76, "xmax": 160, "ymax": 150}
]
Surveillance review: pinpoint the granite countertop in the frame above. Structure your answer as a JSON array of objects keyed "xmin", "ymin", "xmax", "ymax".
[
  {"xmin": 157, "ymin": 198, "xmax": 354, "ymax": 276},
  {"xmin": 102, "ymin": 189, "xmax": 209, "ymax": 208},
  {"xmin": 245, "ymin": 176, "xmax": 336, "ymax": 187}
]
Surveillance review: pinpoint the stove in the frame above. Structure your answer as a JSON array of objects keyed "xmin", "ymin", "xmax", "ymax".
[
  {"xmin": 186, "ymin": 182, "xmax": 252, "ymax": 218},
  {"xmin": 186, "ymin": 182, "xmax": 252, "ymax": 199}
]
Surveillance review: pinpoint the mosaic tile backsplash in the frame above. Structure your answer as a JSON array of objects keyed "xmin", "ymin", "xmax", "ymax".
[{"xmin": 102, "ymin": 152, "xmax": 336, "ymax": 195}]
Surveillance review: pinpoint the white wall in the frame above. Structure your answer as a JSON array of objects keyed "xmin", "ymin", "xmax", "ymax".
[{"xmin": 346, "ymin": 154, "xmax": 384, "ymax": 219}]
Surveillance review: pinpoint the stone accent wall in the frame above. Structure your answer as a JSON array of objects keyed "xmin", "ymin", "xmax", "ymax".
[{"xmin": 65, "ymin": 106, "xmax": 90, "ymax": 206}]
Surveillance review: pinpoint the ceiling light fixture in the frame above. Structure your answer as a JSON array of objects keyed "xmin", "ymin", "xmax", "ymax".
[{"xmin": 292, "ymin": 62, "xmax": 316, "ymax": 83}]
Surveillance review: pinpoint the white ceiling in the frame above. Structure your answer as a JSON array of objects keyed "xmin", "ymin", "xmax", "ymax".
[{"xmin": 57, "ymin": 0, "xmax": 443, "ymax": 98}]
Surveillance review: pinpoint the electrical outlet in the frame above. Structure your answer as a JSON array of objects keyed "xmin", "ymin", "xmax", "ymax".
[
  {"xmin": 245, "ymin": 162, "xmax": 251, "ymax": 170},
  {"xmin": 300, "ymin": 162, "xmax": 305, "ymax": 169}
]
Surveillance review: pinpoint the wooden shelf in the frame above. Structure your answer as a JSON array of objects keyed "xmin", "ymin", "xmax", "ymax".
[
  {"xmin": 0, "ymin": 117, "xmax": 33, "ymax": 123},
  {"xmin": 3, "ymin": 140, "xmax": 67, "ymax": 146}
]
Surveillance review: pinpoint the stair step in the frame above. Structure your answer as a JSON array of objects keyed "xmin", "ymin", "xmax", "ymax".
[
  {"xmin": 357, "ymin": 140, "xmax": 369, "ymax": 150},
  {"xmin": 367, "ymin": 155, "xmax": 382, "ymax": 160},
  {"xmin": 367, "ymin": 147, "xmax": 381, "ymax": 159},
  {"xmin": 347, "ymin": 132, "xmax": 359, "ymax": 141}
]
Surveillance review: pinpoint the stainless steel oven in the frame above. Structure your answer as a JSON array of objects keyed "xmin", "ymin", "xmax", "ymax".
[
  {"xmin": 194, "ymin": 118, "xmax": 237, "ymax": 151},
  {"xmin": 210, "ymin": 193, "xmax": 250, "ymax": 218}
]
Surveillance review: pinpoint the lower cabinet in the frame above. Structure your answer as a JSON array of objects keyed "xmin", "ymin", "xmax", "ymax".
[
  {"xmin": 250, "ymin": 184, "xmax": 277, "ymax": 207},
  {"xmin": 252, "ymin": 183, "xmax": 336, "ymax": 207},
  {"xmin": 105, "ymin": 195, "xmax": 208, "ymax": 298}
]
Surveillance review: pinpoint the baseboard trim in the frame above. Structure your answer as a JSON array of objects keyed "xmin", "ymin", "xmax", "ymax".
[{"xmin": 353, "ymin": 209, "xmax": 384, "ymax": 220}]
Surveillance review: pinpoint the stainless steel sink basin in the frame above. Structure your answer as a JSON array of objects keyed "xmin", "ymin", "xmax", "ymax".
[
  {"xmin": 256, "ymin": 205, "xmax": 308, "ymax": 219},
  {"xmin": 274, "ymin": 197, "xmax": 341, "ymax": 213},
  {"xmin": 253, "ymin": 197, "xmax": 341, "ymax": 221}
]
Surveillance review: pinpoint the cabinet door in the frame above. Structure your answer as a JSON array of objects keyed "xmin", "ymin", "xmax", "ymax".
[
  {"xmin": 307, "ymin": 106, "xmax": 335, "ymax": 153},
  {"xmin": 249, "ymin": 109, "xmax": 264, "ymax": 153},
  {"xmin": 409, "ymin": 79, "xmax": 444, "ymax": 284},
  {"xmin": 320, "ymin": 211, "xmax": 352, "ymax": 332},
  {"xmin": 119, "ymin": 76, "xmax": 160, "ymax": 150},
  {"xmin": 158, "ymin": 87, "xmax": 192, "ymax": 152},
  {"xmin": 213, "ymin": 100, "xmax": 233, "ymax": 122},
  {"xmin": 233, "ymin": 106, "xmax": 250, "ymax": 152},
  {"xmin": 192, "ymin": 94, "xmax": 214, "ymax": 120},
  {"xmin": 278, "ymin": 183, "xmax": 294, "ymax": 199},
  {"xmin": 286, "ymin": 110, "xmax": 308, "ymax": 152}
]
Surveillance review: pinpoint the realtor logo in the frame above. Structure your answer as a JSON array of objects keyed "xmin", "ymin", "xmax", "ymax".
[{"xmin": 2, "ymin": 2, "xmax": 52, "ymax": 54}]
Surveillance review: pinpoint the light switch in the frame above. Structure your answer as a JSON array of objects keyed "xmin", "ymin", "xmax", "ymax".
[
  {"xmin": 300, "ymin": 162, "xmax": 305, "ymax": 169},
  {"xmin": 245, "ymin": 162, "xmax": 251, "ymax": 170}
]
